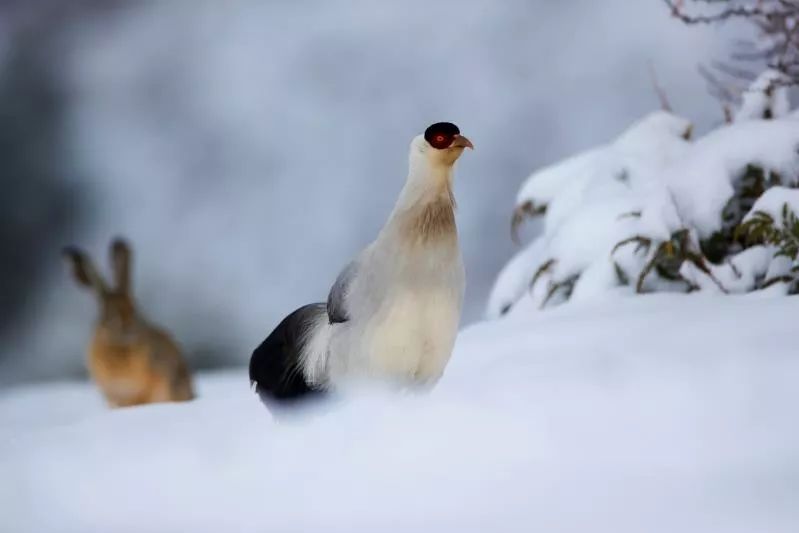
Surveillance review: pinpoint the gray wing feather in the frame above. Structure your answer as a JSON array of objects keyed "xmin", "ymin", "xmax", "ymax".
[{"xmin": 327, "ymin": 261, "xmax": 358, "ymax": 324}]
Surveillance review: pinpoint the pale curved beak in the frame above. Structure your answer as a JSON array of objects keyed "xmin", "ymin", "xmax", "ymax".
[{"xmin": 450, "ymin": 134, "xmax": 474, "ymax": 150}]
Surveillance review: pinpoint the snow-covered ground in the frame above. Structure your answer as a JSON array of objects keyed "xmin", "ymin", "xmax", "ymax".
[{"xmin": 1, "ymin": 295, "xmax": 797, "ymax": 533}]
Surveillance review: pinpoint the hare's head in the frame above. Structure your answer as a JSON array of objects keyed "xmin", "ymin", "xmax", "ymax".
[{"xmin": 63, "ymin": 238, "xmax": 138, "ymax": 330}]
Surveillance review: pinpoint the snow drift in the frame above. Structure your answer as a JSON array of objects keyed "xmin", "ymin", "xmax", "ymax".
[
  {"xmin": 1, "ymin": 295, "xmax": 798, "ymax": 533},
  {"xmin": 490, "ymin": 73, "xmax": 799, "ymax": 318}
]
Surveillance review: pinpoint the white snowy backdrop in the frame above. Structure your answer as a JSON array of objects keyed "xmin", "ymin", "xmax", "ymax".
[
  {"xmin": 2, "ymin": 3, "xmax": 798, "ymax": 531},
  {"xmin": 1, "ymin": 0, "xmax": 725, "ymax": 383}
]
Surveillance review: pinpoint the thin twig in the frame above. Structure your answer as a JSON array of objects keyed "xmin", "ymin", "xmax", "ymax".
[{"xmin": 649, "ymin": 62, "xmax": 674, "ymax": 112}]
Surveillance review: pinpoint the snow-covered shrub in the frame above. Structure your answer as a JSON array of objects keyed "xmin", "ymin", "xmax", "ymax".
[
  {"xmin": 734, "ymin": 187, "xmax": 799, "ymax": 291},
  {"xmin": 489, "ymin": 73, "xmax": 799, "ymax": 318}
]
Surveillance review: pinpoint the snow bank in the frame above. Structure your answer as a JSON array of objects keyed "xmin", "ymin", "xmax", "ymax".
[
  {"xmin": 2, "ymin": 295, "xmax": 798, "ymax": 533},
  {"xmin": 491, "ymin": 79, "xmax": 799, "ymax": 317},
  {"xmin": 489, "ymin": 111, "xmax": 694, "ymax": 317},
  {"xmin": 668, "ymin": 119, "xmax": 799, "ymax": 237}
]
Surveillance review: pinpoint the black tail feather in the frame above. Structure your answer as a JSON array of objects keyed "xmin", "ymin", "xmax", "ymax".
[{"xmin": 249, "ymin": 303, "xmax": 327, "ymax": 405}]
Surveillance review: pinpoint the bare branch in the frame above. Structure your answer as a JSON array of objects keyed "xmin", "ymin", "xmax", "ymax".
[
  {"xmin": 663, "ymin": 0, "xmax": 792, "ymax": 24},
  {"xmin": 510, "ymin": 200, "xmax": 546, "ymax": 245},
  {"xmin": 665, "ymin": 0, "xmax": 799, "ymax": 103},
  {"xmin": 649, "ymin": 63, "xmax": 674, "ymax": 112}
]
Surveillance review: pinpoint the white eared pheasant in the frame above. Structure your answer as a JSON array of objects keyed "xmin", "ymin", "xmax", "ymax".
[{"xmin": 249, "ymin": 122, "xmax": 473, "ymax": 404}]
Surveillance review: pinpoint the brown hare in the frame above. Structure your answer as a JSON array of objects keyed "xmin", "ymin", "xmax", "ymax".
[{"xmin": 63, "ymin": 238, "xmax": 194, "ymax": 407}]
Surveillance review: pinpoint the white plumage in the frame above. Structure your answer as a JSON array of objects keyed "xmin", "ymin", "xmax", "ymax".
[{"xmin": 250, "ymin": 122, "xmax": 473, "ymax": 402}]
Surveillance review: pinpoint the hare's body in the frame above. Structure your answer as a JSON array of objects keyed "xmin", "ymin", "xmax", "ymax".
[
  {"xmin": 64, "ymin": 238, "xmax": 194, "ymax": 407},
  {"xmin": 89, "ymin": 324, "xmax": 193, "ymax": 407}
]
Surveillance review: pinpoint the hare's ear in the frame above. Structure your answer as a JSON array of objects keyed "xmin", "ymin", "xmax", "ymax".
[
  {"xmin": 110, "ymin": 237, "xmax": 132, "ymax": 294},
  {"xmin": 63, "ymin": 246, "xmax": 107, "ymax": 293}
]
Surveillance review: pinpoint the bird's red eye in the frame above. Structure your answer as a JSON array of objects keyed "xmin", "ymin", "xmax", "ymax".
[{"xmin": 428, "ymin": 133, "xmax": 452, "ymax": 149}]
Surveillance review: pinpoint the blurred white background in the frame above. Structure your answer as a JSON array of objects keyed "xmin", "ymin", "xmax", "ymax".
[{"xmin": 0, "ymin": 0, "xmax": 733, "ymax": 383}]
